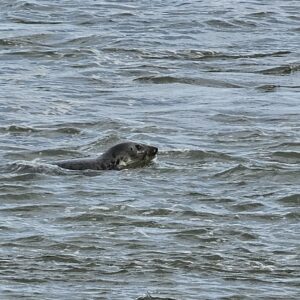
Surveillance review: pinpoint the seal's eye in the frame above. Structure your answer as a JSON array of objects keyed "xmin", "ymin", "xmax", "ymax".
[{"xmin": 135, "ymin": 144, "xmax": 142, "ymax": 151}]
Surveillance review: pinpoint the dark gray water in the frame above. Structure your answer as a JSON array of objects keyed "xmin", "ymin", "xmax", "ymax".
[{"xmin": 1, "ymin": 1, "xmax": 300, "ymax": 299}]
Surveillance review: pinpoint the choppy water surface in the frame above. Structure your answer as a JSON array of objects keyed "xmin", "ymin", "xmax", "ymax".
[{"xmin": 0, "ymin": 1, "xmax": 299, "ymax": 299}]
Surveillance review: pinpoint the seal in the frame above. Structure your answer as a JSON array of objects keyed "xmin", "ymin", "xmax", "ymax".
[{"xmin": 54, "ymin": 142, "xmax": 158, "ymax": 171}]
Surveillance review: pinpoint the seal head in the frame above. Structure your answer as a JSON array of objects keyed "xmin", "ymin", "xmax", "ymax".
[
  {"xmin": 55, "ymin": 142, "xmax": 158, "ymax": 171},
  {"xmin": 99, "ymin": 142, "xmax": 158, "ymax": 170}
]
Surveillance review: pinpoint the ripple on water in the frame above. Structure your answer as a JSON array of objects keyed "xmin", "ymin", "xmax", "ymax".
[
  {"xmin": 0, "ymin": 0, "xmax": 299, "ymax": 299},
  {"xmin": 134, "ymin": 75, "xmax": 241, "ymax": 88},
  {"xmin": 277, "ymin": 194, "xmax": 300, "ymax": 206},
  {"xmin": 258, "ymin": 63, "xmax": 300, "ymax": 75},
  {"xmin": 271, "ymin": 151, "xmax": 300, "ymax": 164}
]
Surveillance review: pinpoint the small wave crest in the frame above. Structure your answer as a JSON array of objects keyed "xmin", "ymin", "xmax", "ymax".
[
  {"xmin": 258, "ymin": 64, "xmax": 300, "ymax": 75},
  {"xmin": 0, "ymin": 124, "xmax": 81, "ymax": 136},
  {"xmin": 271, "ymin": 151, "xmax": 300, "ymax": 164},
  {"xmin": 134, "ymin": 75, "xmax": 241, "ymax": 88},
  {"xmin": 277, "ymin": 194, "xmax": 300, "ymax": 205},
  {"xmin": 6, "ymin": 160, "xmax": 64, "ymax": 175},
  {"xmin": 159, "ymin": 149, "xmax": 237, "ymax": 161}
]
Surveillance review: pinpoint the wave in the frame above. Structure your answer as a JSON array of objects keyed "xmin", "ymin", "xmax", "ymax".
[
  {"xmin": 213, "ymin": 164, "xmax": 250, "ymax": 177},
  {"xmin": 269, "ymin": 142, "xmax": 300, "ymax": 149},
  {"xmin": 134, "ymin": 75, "xmax": 241, "ymax": 88},
  {"xmin": 255, "ymin": 84, "xmax": 278, "ymax": 92},
  {"xmin": 9, "ymin": 16, "xmax": 62, "ymax": 25},
  {"xmin": 277, "ymin": 194, "xmax": 300, "ymax": 205},
  {"xmin": 5, "ymin": 160, "xmax": 65, "ymax": 175},
  {"xmin": 137, "ymin": 293, "xmax": 177, "ymax": 300},
  {"xmin": 258, "ymin": 64, "xmax": 300, "ymax": 75},
  {"xmin": 229, "ymin": 202, "xmax": 265, "ymax": 212},
  {"xmin": 159, "ymin": 149, "xmax": 237, "ymax": 161},
  {"xmin": 271, "ymin": 151, "xmax": 300, "ymax": 164},
  {"xmin": 0, "ymin": 34, "xmax": 52, "ymax": 47},
  {"xmin": 0, "ymin": 125, "xmax": 38, "ymax": 134},
  {"xmin": 0, "ymin": 203, "xmax": 63, "ymax": 213},
  {"xmin": 0, "ymin": 124, "xmax": 82, "ymax": 136},
  {"xmin": 102, "ymin": 47, "xmax": 290, "ymax": 61}
]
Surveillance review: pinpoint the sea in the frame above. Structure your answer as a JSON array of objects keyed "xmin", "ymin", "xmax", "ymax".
[{"xmin": 0, "ymin": 1, "xmax": 299, "ymax": 299}]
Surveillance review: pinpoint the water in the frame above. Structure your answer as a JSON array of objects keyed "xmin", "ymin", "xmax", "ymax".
[{"xmin": 0, "ymin": 1, "xmax": 299, "ymax": 299}]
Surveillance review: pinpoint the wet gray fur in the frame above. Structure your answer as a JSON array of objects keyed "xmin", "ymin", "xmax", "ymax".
[{"xmin": 54, "ymin": 142, "xmax": 158, "ymax": 171}]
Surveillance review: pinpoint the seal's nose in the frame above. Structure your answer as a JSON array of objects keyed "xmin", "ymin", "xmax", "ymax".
[{"xmin": 152, "ymin": 147, "xmax": 158, "ymax": 155}]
